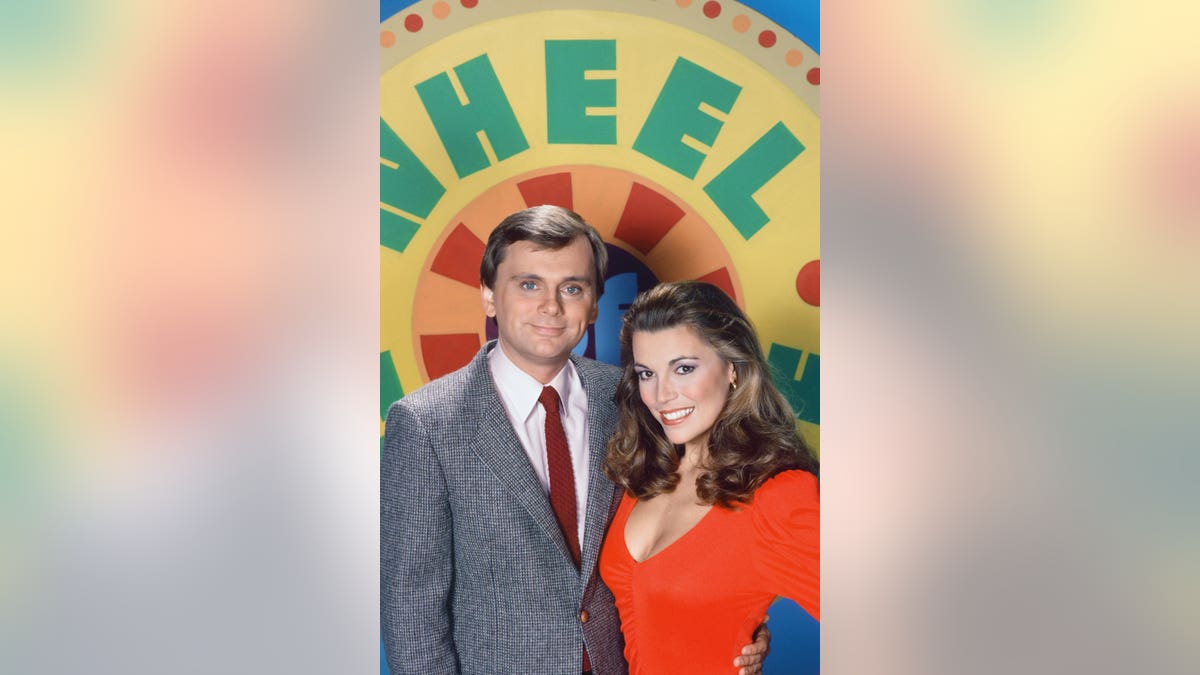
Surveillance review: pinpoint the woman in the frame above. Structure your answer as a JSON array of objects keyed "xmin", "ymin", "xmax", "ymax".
[{"xmin": 600, "ymin": 281, "xmax": 819, "ymax": 674}]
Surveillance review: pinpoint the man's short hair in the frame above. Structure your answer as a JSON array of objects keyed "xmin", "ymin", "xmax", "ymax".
[{"xmin": 479, "ymin": 205, "xmax": 609, "ymax": 297}]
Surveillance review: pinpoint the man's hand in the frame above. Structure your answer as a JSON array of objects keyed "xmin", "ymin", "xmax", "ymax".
[{"xmin": 732, "ymin": 618, "xmax": 771, "ymax": 675}]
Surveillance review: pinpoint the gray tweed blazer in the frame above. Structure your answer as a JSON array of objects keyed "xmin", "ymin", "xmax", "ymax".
[{"xmin": 381, "ymin": 342, "xmax": 627, "ymax": 675}]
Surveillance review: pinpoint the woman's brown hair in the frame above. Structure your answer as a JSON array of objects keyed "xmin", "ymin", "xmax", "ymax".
[{"xmin": 604, "ymin": 281, "xmax": 818, "ymax": 506}]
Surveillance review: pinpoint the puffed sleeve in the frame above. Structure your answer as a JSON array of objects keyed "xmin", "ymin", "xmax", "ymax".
[{"xmin": 751, "ymin": 470, "xmax": 820, "ymax": 621}]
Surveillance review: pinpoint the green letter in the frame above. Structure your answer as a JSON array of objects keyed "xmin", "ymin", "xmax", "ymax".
[
  {"xmin": 767, "ymin": 344, "xmax": 819, "ymax": 426},
  {"xmin": 632, "ymin": 58, "xmax": 741, "ymax": 179},
  {"xmin": 415, "ymin": 53, "xmax": 529, "ymax": 178},
  {"xmin": 380, "ymin": 351, "xmax": 404, "ymax": 422},
  {"xmin": 546, "ymin": 40, "xmax": 616, "ymax": 145},
  {"xmin": 704, "ymin": 122, "xmax": 805, "ymax": 239},
  {"xmin": 380, "ymin": 118, "xmax": 444, "ymax": 252},
  {"xmin": 381, "ymin": 117, "xmax": 445, "ymax": 219}
]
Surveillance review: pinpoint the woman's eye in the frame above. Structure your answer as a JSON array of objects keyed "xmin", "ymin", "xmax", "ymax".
[
  {"xmin": 635, "ymin": 370, "xmax": 653, "ymax": 381},
  {"xmin": 675, "ymin": 364, "xmax": 695, "ymax": 375}
]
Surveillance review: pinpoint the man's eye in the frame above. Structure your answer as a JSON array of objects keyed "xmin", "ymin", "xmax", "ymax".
[
  {"xmin": 520, "ymin": 280, "xmax": 538, "ymax": 291},
  {"xmin": 562, "ymin": 285, "xmax": 582, "ymax": 296}
]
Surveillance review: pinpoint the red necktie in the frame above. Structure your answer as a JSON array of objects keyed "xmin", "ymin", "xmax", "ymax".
[
  {"xmin": 539, "ymin": 386, "xmax": 581, "ymax": 567},
  {"xmin": 539, "ymin": 386, "xmax": 590, "ymax": 672}
]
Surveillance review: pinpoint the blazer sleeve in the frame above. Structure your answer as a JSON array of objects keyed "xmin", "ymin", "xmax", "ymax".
[
  {"xmin": 381, "ymin": 400, "xmax": 461, "ymax": 674},
  {"xmin": 751, "ymin": 470, "xmax": 820, "ymax": 621}
]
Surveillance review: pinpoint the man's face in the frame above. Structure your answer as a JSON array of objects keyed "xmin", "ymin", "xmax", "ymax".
[{"xmin": 481, "ymin": 237, "xmax": 599, "ymax": 382}]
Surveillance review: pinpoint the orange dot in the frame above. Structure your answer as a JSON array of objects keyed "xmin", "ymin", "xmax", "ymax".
[
  {"xmin": 786, "ymin": 49, "xmax": 804, "ymax": 67},
  {"xmin": 380, "ymin": 30, "xmax": 396, "ymax": 47},
  {"xmin": 796, "ymin": 260, "xmax": 820, "ymax": 306},
  {"xmin": 732, "ymin": 15, "xmax": 750, "ymax": 33},
  {"xmin": 676, "ymin": 0, "xmax": 693, "ymax": 7},
  {"xmin": 432, "ymin": 1, "xmax": 450, "ymax": 19}
]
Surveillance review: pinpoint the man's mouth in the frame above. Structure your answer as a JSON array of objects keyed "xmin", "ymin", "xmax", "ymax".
[
  {"xmin": 659, "ymin": 407, "xmax": 694, "ymax": 425},
  {"xmin": 531, "ymin": 325, "xmax": 565, "ymax": 335}
]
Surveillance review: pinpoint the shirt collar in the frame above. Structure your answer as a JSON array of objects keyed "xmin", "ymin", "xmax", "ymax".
[{"xmin": 488, "ymin": 342, "xmax": 579, "ymax": 420}]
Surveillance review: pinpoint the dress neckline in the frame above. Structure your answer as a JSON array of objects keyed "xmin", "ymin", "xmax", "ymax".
[{"xmin": 621, "ymin": 494, "xmax": 717, "ymax": 565}]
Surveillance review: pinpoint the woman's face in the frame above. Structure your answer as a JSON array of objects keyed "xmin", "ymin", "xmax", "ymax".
[{"xmin": 632, "ymin": 325, "xmax": 736, "ymax": 455}]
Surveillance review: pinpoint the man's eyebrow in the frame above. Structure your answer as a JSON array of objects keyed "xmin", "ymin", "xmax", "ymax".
[{"xmin": 508, "ymin": 273, "xmax": 593, "ymax": 286}]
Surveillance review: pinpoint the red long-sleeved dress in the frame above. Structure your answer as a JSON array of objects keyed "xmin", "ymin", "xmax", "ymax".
[{"xmin": 599, "ymin": 470, "xmax": 820, "ymax": 674}]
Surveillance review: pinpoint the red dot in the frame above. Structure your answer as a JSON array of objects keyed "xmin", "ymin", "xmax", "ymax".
[
  {"xmin": 461, "ymin": 0, "xmax": 478, "ymax": 8},
  {"xmin": 703, "ymin": 1, "xmax": 722, "ymax": 18},
  {"xmin": 758, "ymin": 30, "xmax": 777, "ymax": 48},
  {"xmin": 807, "ymin": 67, "xmax": 820, "ymax": 85},
  {"xmin": 404, "ymin": 14, "xmax": 423, "ymax": 32},
  {"xmin": 796, "ymin": 260, "xmax": 820, "ymax": 307}
]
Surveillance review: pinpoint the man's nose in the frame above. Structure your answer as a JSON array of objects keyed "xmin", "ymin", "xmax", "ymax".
[{"xmin": 539, "ymin": 291, "xmax": 563, "ymax": 315}]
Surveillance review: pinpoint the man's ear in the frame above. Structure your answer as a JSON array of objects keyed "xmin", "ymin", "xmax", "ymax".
[
  {"xmin": 481, "ymin": 285, "xmax": 496, "ymax": 318},
  {"xmin": 587, "ymin": 300, "xmax": 599, "ymax": 325}
]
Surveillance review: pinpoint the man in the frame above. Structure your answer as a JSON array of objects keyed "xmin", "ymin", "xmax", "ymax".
[{"xmin": 382, "ymin": 206, "xmax": 767, "ymax": 674}]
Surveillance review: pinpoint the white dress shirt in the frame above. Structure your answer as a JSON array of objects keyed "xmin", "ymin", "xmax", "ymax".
[{"xmin": 488, "ymin": 343, "xmax": 591, "ymax": 547}]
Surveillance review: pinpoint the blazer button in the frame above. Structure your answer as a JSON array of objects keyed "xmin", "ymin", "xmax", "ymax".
[{"xmin": 580, "ymin": 610, "xmax": 590, "ymax": 624}]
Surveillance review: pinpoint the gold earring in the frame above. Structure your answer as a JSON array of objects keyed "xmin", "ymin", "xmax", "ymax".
[{"xmin": 731, "ymin": 380, "xmax": 737, "ymax": 391}]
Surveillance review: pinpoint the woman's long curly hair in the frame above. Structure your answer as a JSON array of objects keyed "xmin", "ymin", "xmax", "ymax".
[{"xmin": 604, "ymin": 281, "xmax": 818, "ymax": 507}]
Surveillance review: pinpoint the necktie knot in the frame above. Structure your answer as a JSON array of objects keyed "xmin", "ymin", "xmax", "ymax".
[{"xmin": 538, "ymin": 386, "xmax": 561, "ymax": 415}]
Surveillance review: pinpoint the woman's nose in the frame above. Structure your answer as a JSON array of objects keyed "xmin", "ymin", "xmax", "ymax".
[{"xmin": 655, "ymin": 378, "xmax": 676, "ymax": 403}]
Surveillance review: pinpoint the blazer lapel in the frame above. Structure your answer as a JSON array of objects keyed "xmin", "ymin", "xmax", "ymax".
[{"xmin": 467, "ymin": 345, "xmax": 575, "ymax": 566}]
